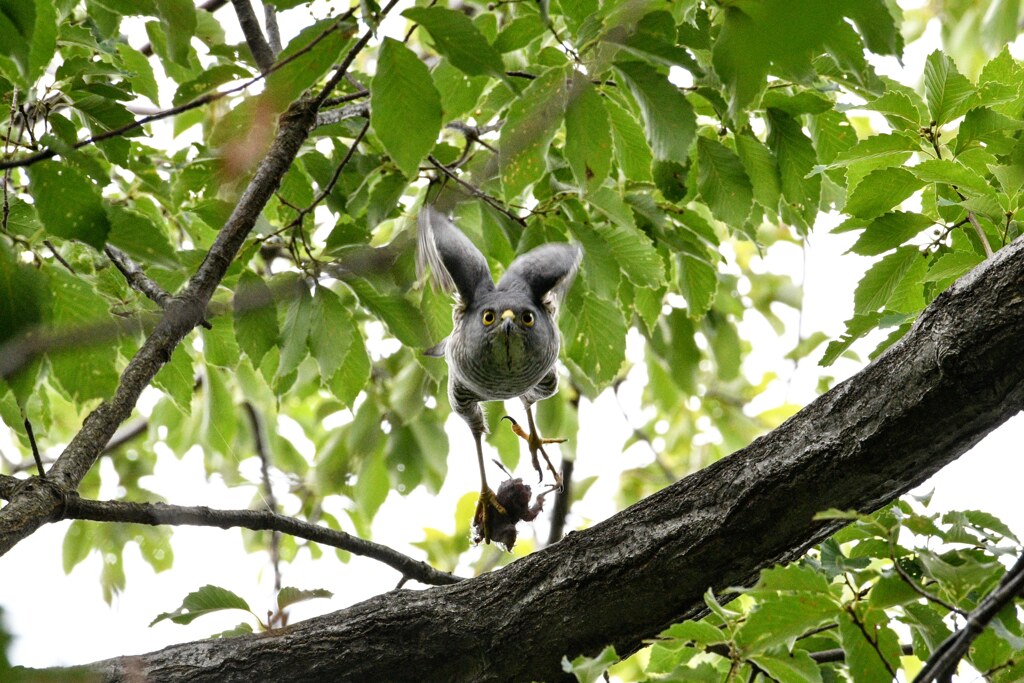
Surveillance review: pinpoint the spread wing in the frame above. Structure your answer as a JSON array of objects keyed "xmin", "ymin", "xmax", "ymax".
[
  {"xmin": 498, "ymin": 242, "xmax": 582, "ymax": 312},
  {"xmin": 416, "ymin": 205, "xmax": 494, "ymax": 306}
]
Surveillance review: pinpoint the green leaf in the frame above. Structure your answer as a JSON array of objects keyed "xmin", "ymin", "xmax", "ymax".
[
  {"xmin": 605, "ymin": 96, "xmax": 653, "ymax": 182},
  {"xmin": 0, "ymin": 243, "xmax": 48, "ymax": 345},
  {"xmin": 850, "ymin": 212, "xmax": 934, "ymax": 256},
  {"xmin": 561, "ymin": 286, "xmax": 626, "ymax": 395},
  {"xmin": 954, "ymin": 107, "xmax": 1024, "ymax": 154},
  {"xmin": 308, "ymin": 287, "xmax": 353, "ymax": 381},
  {"xmin": 571, "ymin": 214, "xmax": 664, "ymax": 289},
  {"xmin": 499, "ymin": 67, "xmax": 567, "ymax": 199},
  {"xmin": 346, "ymin": 278, "xmax": 430, "ymax": 348},
  {"xmin": 154, "ymin": 0, "xmax": 197, "ymax": 67},
  {"xmin": 493, "ymin": 14, "xmax": 545, "ymax": 53},
  {"xmin": 47, "ymin": 269, "xmax": 119, "ymax": 401},
  {"xmin": 276, "ymin": 587, "xmax": 332, "ymax": 610},
  {"xmin": 839, "ymin": 608, "xmax": 902, "ymax": 683},
  {"xmin": 151, "ymin": 585, "xmax": 251, "ymax": 626},
  {"xmin": 329, "ymin": 321, "xmax": 370, "ymax": 408},
  {"xmin": 614, "ymin": 61, "xmax": 695, "ymax": 166},
  {"xmin": 62, "ymin": 520, "xmax": 93, "ymax": 574},
  {"xmin": 152, "ymin": 343, "xmax": 194, "ymax": 414},
  {"xmin": 275, "ymin": 279, "xmax": 313, "ymax": 379},
  {"xmin": 562, "ymin": 645, "xmax": 618, "ymax": 683},
  {"xmin": 264, "ymin": 19, "xmax": 350, "ymax": 110},
  {"xmin": 28, "ymin": 162, "xmax": 112, "ymax": 249},
  {"xmin": 863, "ymin": 89, "xmax": 924, "ymax": 129},
  {"xmin": 564, "ymin": 75, "xmax": 612, "ymax": 192},
  {"xmin": 923, "ymin": 50, "xmax": 975, "ymax": 126},
  {"xmin": 403, "ymin": 7, "xmax": 507, "ymax": 81},
  {"xmin": 911, "ymin": 159, "xmax": 995, "ymax": 199},
  {"xmin": 354, "ymin": 449, "xmax": 390, "ymax": 521},
  {"xmin": 106, "ymin": 205, "xmax": 179, "ymax": 268},
  {"xmin": 923, "ymin": 248, "xmax": 983, "ymax": 283},
  {"xmin": 735, "ymin": 593, "xmax": 839, "ymax": 653},
  {"xmin": 853, "ymin": 246, "xmax": 922, "ymax": 315},
  {"xmin": 234, "ymin": 271, "xmax": 280, "ymax": 368},
  {"xmin": 201, "ymin": 365, "xmax": 236, "ymax": 457},
  {"xmin": 371, "ymin": 38, "xmax": 442, "ymax": 178},
  {"xmin": 735, "ymin": 131, "xmax": 781, "ymax": 211},
  {"xmin": 766, "ymin": 108, "xmax": 820, "ymax": 225},
  {"xmin": 117, "ymin": 44, "xmax": 160, "ymax": 105},
  {"xmin": 748, "ymin": 651, "xmax": 823, "ymax": 683},
  {"xmin": 677, "ymin": 253, "xmax": 718, "ymax": 319},
  {"xmin": 845, "ymin": 167, "xmax": 925, "ymax": 219},
  {"xmin": 696, "ymin": 136, "xmax": 753, "ymax": 226},
  {"xmin": 712, "ymin": 0, "xmax": 848, "ymax": 117},
  {"xmin": 844, "ymin": 0, "xmax": 901, "ymax": 55}
]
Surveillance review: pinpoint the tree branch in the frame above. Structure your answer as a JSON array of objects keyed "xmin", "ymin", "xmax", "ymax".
[
  {"xmin": 230, "ymin": 0, "xmax": 275, "ymax": 72},
  {"xmin": 913, "ymin": 552, "xmax": 1024, "ymax": 683},
  {"xmin": 54, "ymin": 234, "xmax": 1024, "ymax": 681},
  {"xmin": 105, "ymin": 245, "xmax": 213, "ymax": 330},
  {"xmin": 0, "ymin": 474, "xmax": 460, "ymax": 587}
]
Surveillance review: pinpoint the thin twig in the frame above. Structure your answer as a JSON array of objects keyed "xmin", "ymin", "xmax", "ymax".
[
  {"xmin": 890, "ymin": 542, "xmax": 967, "ymax": 617},
  {"xmin": 43, "ymin": 240, "xmax": 76, "ymax": 274},
  {"xmin": 427, "ymin": 155, "xmax": 526, "ymax": 226},
  {"xmin": 23, "ymin": 419, "xmax": 45, "ymax": 478},
  {"xmin": 244, "ymin": 402, "xmax": 282, "ymax": 594},
  {"xmin": 966, "ymin": 211, "xmax": 994, "ymax": 258},
  {"xmin": 284, "ymin": 118, "xmax": 369, "ymax": 231}
]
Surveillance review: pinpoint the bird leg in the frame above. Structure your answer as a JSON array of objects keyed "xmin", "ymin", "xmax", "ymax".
[
  {"xmin": 501, "ymin": 408, "xmax": 564, "ymax": 490},
  {"xmin": 471, "ymin": 429, "xmax": 506, "ymax": 545}
]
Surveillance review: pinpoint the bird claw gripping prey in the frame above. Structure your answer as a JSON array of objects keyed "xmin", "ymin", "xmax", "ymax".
[{"xmin": 417, "ymin": 204, "xmax": 581, "ymax": 549}]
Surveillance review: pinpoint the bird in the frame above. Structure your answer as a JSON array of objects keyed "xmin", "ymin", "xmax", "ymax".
[{"xmin": 417, "ymin": 205, "xmax": 582, "ymax": 546}]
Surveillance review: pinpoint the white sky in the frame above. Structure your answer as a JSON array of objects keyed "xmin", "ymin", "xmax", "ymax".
[{"xmin": 4, "ymin": 0, "xmax": 1024, "ymax": 673}]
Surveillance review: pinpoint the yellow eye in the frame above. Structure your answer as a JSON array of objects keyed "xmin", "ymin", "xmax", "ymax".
[
  {"xmin": 482, "ymin": 310, "xmax": 496, "ymax": 325},
  {"xmin": 522, "ymin": 311, "xmax": 535, "ymax": 327}
]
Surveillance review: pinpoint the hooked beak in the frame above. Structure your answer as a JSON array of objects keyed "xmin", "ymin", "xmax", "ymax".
[{"xmin": 500, "ymin": 309, "xmax": 515, "ymax": 332}]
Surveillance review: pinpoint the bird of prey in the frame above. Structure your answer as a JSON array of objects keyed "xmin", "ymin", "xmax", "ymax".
[{"xmin": 417, "ymin": 205, "xmax": 581, "ymax": 546}]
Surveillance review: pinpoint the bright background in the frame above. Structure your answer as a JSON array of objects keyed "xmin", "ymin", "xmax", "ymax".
[{"xmin": 3, "ymin": 0, "xmax": 1023, "ymax": 671}]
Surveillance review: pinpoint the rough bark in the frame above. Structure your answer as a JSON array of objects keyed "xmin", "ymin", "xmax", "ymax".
[{"xmin": 37, "ymin": 234, "xmax": 1024, "ymax": 682}]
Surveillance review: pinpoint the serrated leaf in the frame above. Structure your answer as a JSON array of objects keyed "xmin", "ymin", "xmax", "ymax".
[
  {"xmin": 276, "ymin": 587, "xmax": 333, "ymax": 610},
  {"xmin": 614, "ymin": 61, "xmax": 695, "ymax": 166},
  {"xmin": 234, "ymin": 271, "xmax": 280, "ymax": 368},
  {"xmin": 749, "ymin": 651, "xmax": 823, "ymax": 683},
  {"xmin": 853, "ymin": 246, "xmax": 922, "ymax": 315},
  {"xmin": 767, "ymin": 108, "xmax": 820, "ymax": 224},
  {"xmin": 911, "ymin": 159, "xmax": 995, "ymax": 199},
  {"xmin": 106, "ymin": 205, "xmax": 179, "ymax": 268},
  {"xmin": 561, "ymin": 286, "xmax": 626, "ymax": 393},
  {"xmin": 845, "ymin": 167, "xmax": 925, "ymax": 219},
  {"xmin": 562, "ymin": 645, "xmax": 618, "ymax": 683},
  {"xmin": 499, "ymin": 67, "xmax": 567, "ymax": 199},
  {"xmin": 201, "ymin": 365, "xmax": 236, "ymax": 457},
  {"xmin": 346, "ymin": 278, "xmax": 430, "ymax": 348},
  {"xmin": 276, "ymin": 280, "xmax": 313, "ymax": 379},
  {"xmin": 153, "ymin": 0, "xmax": 197, "ymax": 67},
  {"xmin": 954, "ymin": 107, "xmax": 1024, "ymax": 154},
  {"xmin": 850, "ymin": 212, "xmax": 934, "ymax": 256},
  {"xmin": 354, "ymin": 449, "xmax": 390, "ymax": 521},
  {"xmin": 923, "ymin": 50, "xmax": 976, "ymax": 126},
  {"xmin": 371, "ymin": 38, "xmax": 442, "ymax": 178},
  {"xmin": 678, "ymin": 253, "xmax": 717, "ymax": 319},
  {"xmin": 151, "ymin": 585, "xmax": 251, "ymax": 626},
  {"xmin": 28, "ymin": 162, "xmax": 111, "ymax": 249},
  {"xmin": 735, "ymin": 131, "xmax": 781, "ymax": 211},
  {"xmin": 605, "ymin": 96, "xmax": 652, "ymax": 182},
  {"xmin": 493, "ymin": 14, "xmax": 545, "ymax": 53},
  {"xmin": 263, "ymin": 19, "xmax": 350, "ymax": 110},
  {"xmin": 839, "ymin": 608, "xmax": 902, "ymax": 683},
  {"xmin": 660, "ymin": 621, "xmax": 727, "ymax": 645},
  {"xmin": 329, "ymin": 322, "xmax": 370, "ymax": 408},
  {"xmin": 564, "ymin": 75, "xmax": 612, "ymax": 192},
  {"xmin": 404, "ymin": 7, "xmax": 506, "ymax": 81},
  {"xmin": 309, "ymin": 287, "xmax": 352, "ymax": 380},
  {"xmin": 571, "ymin": 215, "xmax": 664, "ymax": 289},
  {"xmin": 863, "ymin": 89, "xmax": 924, "ymax": 129},
  {"xmin": 696, "ymin": 136, "xmax": 753, "ymax": 225},
  {"xmin": 735, "ymin": 593, "xmax": 839, "ymax": 653},
  {"xmin": 152, "ymin": 343, "xmax": 194, "ymax": 413}
]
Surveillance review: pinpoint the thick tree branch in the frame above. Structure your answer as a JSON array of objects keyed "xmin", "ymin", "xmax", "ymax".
[
  {"xmin": 105, "ymin": 245, "xmax": 213, "ymax": 329},
  {"xmin": 54, "ymin": 234, "xmax": 1024, "ymax": 681}
]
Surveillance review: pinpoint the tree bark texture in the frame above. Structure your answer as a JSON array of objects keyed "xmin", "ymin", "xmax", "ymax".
[{"xmin": 37, "ymin": 238, "xmax": 1024, "ymax": 682}]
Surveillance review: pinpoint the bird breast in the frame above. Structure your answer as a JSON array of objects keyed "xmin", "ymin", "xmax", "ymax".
[{"xmin": 450, "ymin": 320, "xmax": 557, "ymax": 401}]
